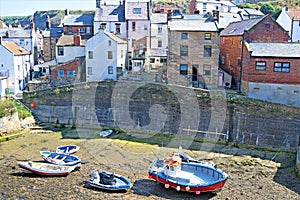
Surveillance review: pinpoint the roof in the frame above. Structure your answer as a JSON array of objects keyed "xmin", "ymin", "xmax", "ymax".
[
  {"xmin": 287, "ymin": 10, "xmax": 300, "ymax": 21},
  {"xmin": 0, "ymin": 19, "xmax": 8, "ymax": 29},
  {"xmin": 1, "ymin": 41, "xmax": 30, "ymax": 55},
  {"xmin": 244, "ymin": 8, "xmax": 264, "ymax": 16},
  {"xmin": 168, "ymin": 18, "xmax": 218, "ymax": 32},
  {"xmin": 0, "ymin": 28, "xmax": 31, "ymax": 38},
  {"xmin": 246, "ymin": 42, "xmax": 300, "ymax": 58},
  {"xmin": 56, "ymin": 35, "xmax": 86, "ymax": 46},
  {"xmin": 64, "ymin": 14, "xmax": 94, "ymax": 26},
  {"xmin": 95, "ymin": 5, "xmax": 125, "ymax": 22},
  {"xmin": 217, "ymin": 12, "xmax": 243, "ymax": 29},
  {"xmin": 220, "ymin": 16, "xmax": 265, "ymax": 36},
  {"xmin": 150, "ymin": 13, "xmax": 168, "ymax": 24},
  {"xmin": 104, "ymin": 32, "xmax": 127, "ymax": 44},
  {"xmin": 43, "ymin": 27, "xmax": 64, "ymax": 38}
]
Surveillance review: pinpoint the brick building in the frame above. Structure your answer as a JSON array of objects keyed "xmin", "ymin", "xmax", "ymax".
[{"xmin": 220, "ymin": 15, "xmax": 300, "ymax": 107}]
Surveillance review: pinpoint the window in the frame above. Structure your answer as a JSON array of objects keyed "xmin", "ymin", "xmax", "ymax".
[
  {"xmin": 68, "ymin": 27, "xmax": 72, "ymax": 34},
  {"xmin": 115, "ymin": 24, "xmax": 120, "ymax": 34},
  {"xmin": 108, "ymin": 40, "xmax": 111, "ymax": 46},
  {"xmin": 108, "ymin": 66, "xmax": 113, "ymax": 74},
  {"xmin": 57, "ymin": 46, "xmax": 64, "ymax": 56},
  {"xmin": 180, "ymin": 45, "xmax": 188, "ymax": 56},
  {"xmin": 67, "ymin": 70, "xmax": 75, "ymax": 77},
  {"xmin": 88, "ymin": 51, "xmax": 93, "ymax": 59},
  {"xmin": 203, "ymin": 65, "xmax": 211, "ymax": 76},
  {"xmin": 158, "ymin": 24, "xmax": 163, "ymax": 34},
  {"xmin": 79, "ymin": 28, "xmax": 85, "ymax": 33},
  {"xmin": 255, "ymin": 61, "xmax": 266, "ymax": 70},
  {"xmin": 181, "ymin": 33, "xmax": 188, "ymax": 39},
  {"xmin": 132, "ymin": 22, "xmax": 136, "ymax": 31},
  {"xmin": 204, "ymin": 33, "xmax": 211, "ymax": 40},
  {"xmin": 132, "ymin": 39, "xmax": 136, "ymax": 47},
  {"xmin": 204, "ymin": 45, "xmax": 211, "ymax": 57},
  {"xmin": 133, "ymin": 8, "xmax": 141, "ymax": 14},
  {"xmin": 221, "ymin": 55, "xmax": 225, "ymax": 64},
  {"xmin": 113, "ymin": 9, "xmax": 118, "ymax": 15},
  {"xmin": 121, "ymin": 50, "xmax": 123, "ymax": 58},
  {"xmin": 108, "ymin": 51, "xmax": 113, "ymax": 59},
  {"xmin": 203, "ymin": 3, "xmax": 207, "ymax": 9},
  {"xmin": 144, "ymin": 25, "xmax": 148, "ymax": 30},
  {"xmin": 158, "ymin": 39, "xmax": 162, "ymax": 48},
  {"xmin": 150, "ymin": 58, "xmax": 155, "ymax": 63},
  {"xmin": 264, "ymin": 22, "xmax": 270, "ymax": 28},
  {"xmin": 20, "ymin": 39, "xmax": 25, "ymax": 47},
  {"xmin": 86, "ymin": 27, "xmax": 91, "ymax": 34},
  {"xmin": 100, "ymin": 23, "xmax": 106, "ymax": 29},
  {"xmin": 160, "ymin": 58, "xmax": 167, "ymax": 63},
  {"xmin": 57, "ymin": 70, "xmax": 64, "ymax": 77},
  {"xmin": 88, "ymin": 67, "xmax": 92, "ymax": 75},
  {"xmin": 274, "ymin": 62, "xmax": 290, "ymax": 73},
  {"xmin": 180, "ymin": 64, "xmax": 188, "ymax": 75}
]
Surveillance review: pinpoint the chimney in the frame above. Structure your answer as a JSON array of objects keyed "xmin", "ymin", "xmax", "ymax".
[
  {"xmin": 212, "ymin": 10, "xmax": 220, "ymax": 23},
  {"xmin": 65, "ymin": 9, "xmax": 69, "ymax": 16},
  {"xmin": 74, "ymin": 29, "xmax": 81, "ymax": 46},
  {"xmin": 30, "ymin": 20, "xmax": 34, "ymax": 29},
  {"xmin": 46, "ymin": 15, "xmax": 51, "ymax": 29},
  {"xmin": 5, "ymin": 31, "xmax": 9, "ymax": 38}
]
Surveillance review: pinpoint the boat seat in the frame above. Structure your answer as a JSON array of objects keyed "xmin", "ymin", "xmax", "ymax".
[{"xmin": 99, "ymin": 172, "xmax": 116, "ymax": 185}]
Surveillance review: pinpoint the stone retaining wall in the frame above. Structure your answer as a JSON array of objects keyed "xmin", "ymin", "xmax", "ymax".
[{"xmin": 23, "ymin": 81, "xmax": 300, "ymax": 151}]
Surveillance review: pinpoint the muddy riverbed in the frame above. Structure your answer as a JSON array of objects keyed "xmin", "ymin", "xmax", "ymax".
[{"xmin": 0, "ymin": 131, "xmax": 299, "ymax": 200}]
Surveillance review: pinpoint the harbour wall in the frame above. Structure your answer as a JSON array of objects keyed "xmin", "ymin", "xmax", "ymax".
[{"xmin": 23, "ymin": 81, "xmax": 300, "ymax": 151}]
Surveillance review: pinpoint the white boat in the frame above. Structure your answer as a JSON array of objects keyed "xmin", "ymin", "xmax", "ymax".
[
  {"xmin": 56, "ymin": 145, "xmax": 80, "ymax": 154},
  {"xmin": 96, "ymin": 129, "xmax": 113, "ymax": 137},
  {"xmin": 18, "ymin": 161, "xmax": 78, "ymax": 176},
  {"xmin": 40, "ymin": 151, "xmax": 81, "ymax": 166}
]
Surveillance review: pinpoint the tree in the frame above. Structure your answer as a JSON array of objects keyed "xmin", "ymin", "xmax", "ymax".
[{"xmin": 260, "ymin": 3, "xmax": 275, "ymax": 15}]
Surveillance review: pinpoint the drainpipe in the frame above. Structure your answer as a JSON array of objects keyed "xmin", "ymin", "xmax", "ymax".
[
  {"xmin": 238, "ymin": 37, "xmax": 244, "ymax": 93},
  {"xmin": 290, "ymin": 17, "xmax": 294, "ymax": 42}
]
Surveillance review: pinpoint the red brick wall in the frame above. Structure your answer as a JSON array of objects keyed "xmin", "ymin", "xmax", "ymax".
[
  {"xmin": 244, "ymin": 16, "xmax": 289, "ymax": 43},
  {"xmin": 51, "ymin": 60, "xmax": 77, "ymax": 81}
]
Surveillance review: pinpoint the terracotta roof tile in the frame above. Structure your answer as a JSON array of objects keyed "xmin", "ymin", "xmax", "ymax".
[
  {"xmin": 287, "ymin": 10, "xmax": 300, "ymax": 20},
  {"xmin": 2, "ymin": 41, "xmax": 30, "ymax": 55}
]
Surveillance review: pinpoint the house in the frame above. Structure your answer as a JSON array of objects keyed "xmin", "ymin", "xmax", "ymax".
[
  {"xmin": 0, "ymin": 38, "xmax": 30, "ymax": 96},
  {"xmin": 94, "ymin": 0, "xmax": 126, "ymax": 39},
  {"xmin": 276, "ymin": 6, "xmax": 300, "ymax": 42},
  {"xmin": 152, "ymin": 2, "xmax": 180, "ymax": 14},
  {"xmin": 220, "ymin": 15, "xmax": 300, "ymax": 107},
  {"xmin": 50, "ymin": 56, "xmax": 86, "ymax": 86},
  {"xmin": 86, "ymin": 29, "xmax": 127, "ymax": 82},
  {"xmin": 167, "ymin": 16, "xmax": 220, "ymax": 89},
  {"xmin": 220, "ymin": 15, "xmax": 289, "ymax": 90},
  {"xmin": 241, "ymin": 8, "xmax": 265, "ymax": 20},
  {"xmin": 42, "ymin": 15, "xmax": 64, "ymax": 62},
  {"xmin": 55, "ymin": 31, "xmax": 86, "ymax": 64},
  {"xmin": 189, "ymin": 0, "xmax": 239, "ymax": 15},
  {"xmin": 125, "ymin": 0, "xmax": 151, "ymax": 72},
  {"xmin": 62, "ymin": 11, "xmax": 94, "ymax": 40}
]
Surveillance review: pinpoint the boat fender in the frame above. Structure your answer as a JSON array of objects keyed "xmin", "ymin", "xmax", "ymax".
[
  {"xmin": 186, "ymin": 186, "xmax": 190, "ymax": 191},
  {"xmin": 196, "ymin": 190, "xmax": 201, "ymax": 195},
  {"xmin": 176, "ymin": 186, "xmax": 180, "ymax": 191},
  {"xmin": 165, "ymin": 183, "xmax": 170, "ymax": 188}
]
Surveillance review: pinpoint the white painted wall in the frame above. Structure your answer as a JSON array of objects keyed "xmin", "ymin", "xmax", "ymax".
[
  {"xmin": 56, "ymin": 46, "xmax": 85, "ymax": 64},
  {"xmin": 94, "ymin": 22, "xmax": 127, "ymax": 39},
  {"xmin": 195, "ymin": 0, "xmax": 239, "ymax": 14},
  {"xmin": 86, "ymin": 29, "xmax": 127, "ymax": 81},
  {"xmin": 150, "ymin": 23, "xmax": 168, "ymax": 49}
]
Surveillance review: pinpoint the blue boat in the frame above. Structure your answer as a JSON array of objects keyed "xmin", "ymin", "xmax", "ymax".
[
  {"xmin": 96, "ymin": 129, "xmax": 113, "ymax": 137},
  {"xmin": 56, "ymin": 145, "xmax": 80, "ymax": 154},
  {"xmin": 87, "ymin": 170, "xmax": 132, "ymax": 191},
  {"xmin": 40, "ymin": 151, "xmax": 81, "ymax": 166}
]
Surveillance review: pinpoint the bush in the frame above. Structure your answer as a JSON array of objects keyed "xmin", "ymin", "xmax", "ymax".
[
  {"xmin": 11, "ymin": 100, "xmax": 32, "ymax": 120},
  {"xmin": 0, "ymin": 100, "xmax": 16, "ymax": 118}
]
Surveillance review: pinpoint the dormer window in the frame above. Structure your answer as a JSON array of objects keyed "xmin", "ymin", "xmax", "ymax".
[
  {"xmin": 133, "ymin": 8, "xmax": 141, "ymax": 14},
  {"xmin": 113, "ymin": 9, "xmax": 118, "ymax": 15}
]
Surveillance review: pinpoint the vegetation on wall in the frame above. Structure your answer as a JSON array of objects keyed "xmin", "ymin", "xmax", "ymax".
[{"xmin": 0, "ymin": 100, "xmax": 31, "ymax": 120}]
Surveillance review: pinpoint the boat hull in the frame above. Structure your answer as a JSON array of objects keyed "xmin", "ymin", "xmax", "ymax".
[
  {"xmin": 56, "ymin": 145, "xmax": 80, "ymax": 154},
  {"xmin": 18, "ymin": 162, "xmax": 75, "ymax": 176},
  {"xmin": 148, "ymin": 159, "xmax": 228, "ymax": 194},
  {"xmin": 40, "ymin": 151, "xmax": 81, "ymax": 166}
]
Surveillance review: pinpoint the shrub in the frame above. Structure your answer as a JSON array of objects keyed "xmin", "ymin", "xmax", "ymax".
[{"xmin": 0, "ymin": 100, "xmax": 17, "ymax": 118}]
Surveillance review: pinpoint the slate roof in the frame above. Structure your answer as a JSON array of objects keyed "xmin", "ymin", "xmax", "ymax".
[
  {"xmin": 244, "ymin": 8, "xmax": 264, "ymax": 16},
  {"xmin": 246, "ymin": 42, "xmax": 300, "ymax": 58},
  {"xmin": 43, "ymin": 27, "xmax": 64, "ymax": 38},
  {"xmin": 168, "ymin": 18, "xmax": 218, "ymax": 32},
  {"xmin": 217, "ymin": 12, "xmax": 243, "ymax": 29},
  {"xmin": 220, "ymin": 16, "xmax": 265, "ymax": 36},
  {"xmin": 64, "ymin": 14, "xmax": 94, "ymax": 26},
  {"xmin": 56, "ymin": 35, "xmax": 86, "ymax": 46},
  {"xmin": 1, "ymin": 41, "xmax": 30, "ymax": 55},
  {"xmin": 105, "ymin": 32, "xmax": 127, "ymax": 44},
  {"xmin": 95, "ymin": 5, "xmax": 125, "ymax": 22},
  {"xmin": 0, "ymin": 28, "xmax": 31, "ymax": 38}
]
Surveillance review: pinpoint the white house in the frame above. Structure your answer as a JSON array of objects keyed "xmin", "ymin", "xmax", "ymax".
[
  {"xmin": 86, "ymin": 29, "xmax": 127, "ymax": 82},
  {"xmin": 276, "ymin": 7, "xmax": 300, "ymax": 42},
  {"xmin": 56, "ymin": 33, "xmax": 85, "ymax": 64},
  {"xmin": 190, "ymin": 0, "xmax": 239, "ymax": 15},
  {"xmin": 0, "ymin": 39, "xmax": 30, "ymax": 96},
  {"xmin": 94, "ymin": 0, "xmax": 127, "ymax": 39}
]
